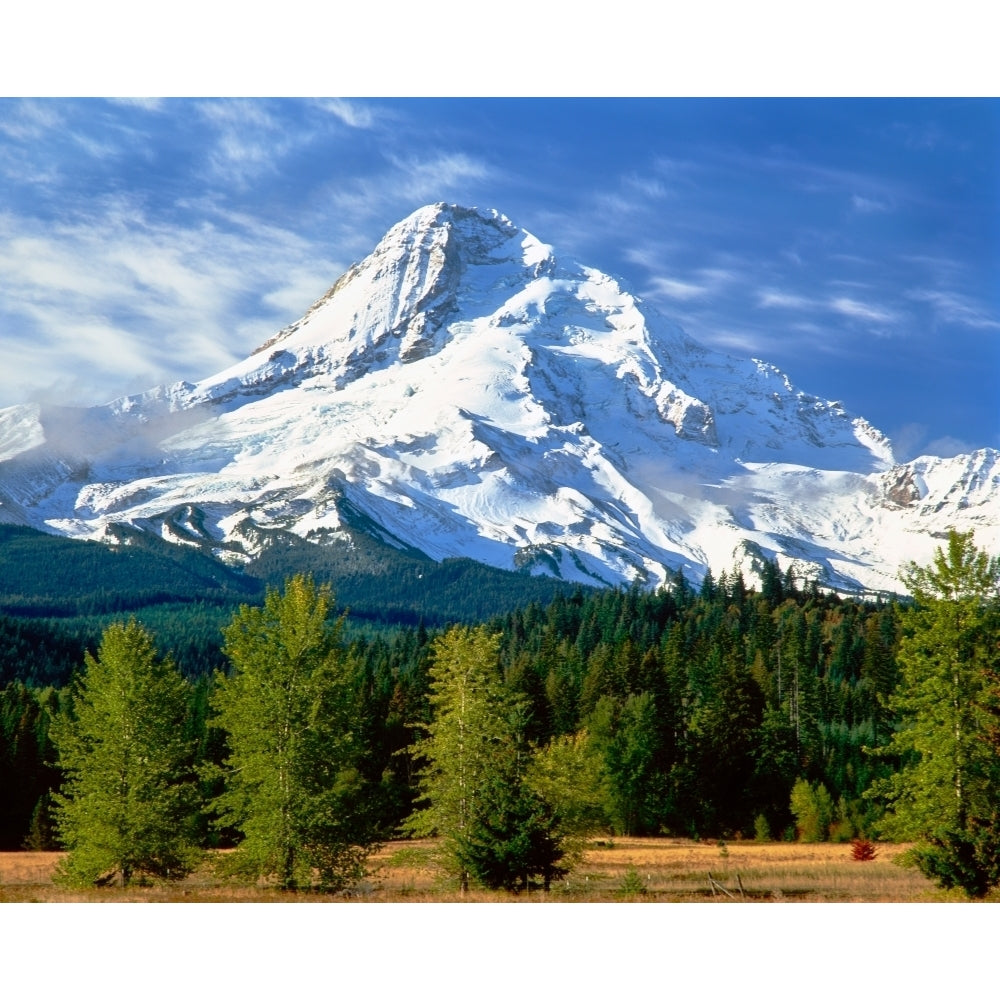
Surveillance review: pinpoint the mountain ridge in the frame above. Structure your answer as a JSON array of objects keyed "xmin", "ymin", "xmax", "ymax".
[{"xmin": 1, "ymin": 203, "xmax": 997, "ymax": 595}]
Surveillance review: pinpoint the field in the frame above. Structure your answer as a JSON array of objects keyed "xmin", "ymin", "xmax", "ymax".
[{"xmin": 0, "ymin": 837, "xmax": 979, "ymax": 903}]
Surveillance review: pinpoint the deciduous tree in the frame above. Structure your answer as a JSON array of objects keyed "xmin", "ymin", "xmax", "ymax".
[
  {"xmin": 51, "ymin": 619, "xmax": 198, "ymax": 887},
  {"xmin": 405, "ymin": 625, "xmax": 566, "ymax": 890},
  {"xmin": 210, "ymin": 575, "xmax": 379, "ymax": 891}
]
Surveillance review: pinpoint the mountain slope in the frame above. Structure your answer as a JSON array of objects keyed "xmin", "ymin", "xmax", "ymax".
[{"xmin": 1, "ymin": 204, "xmax": 996, "ymax": 595}]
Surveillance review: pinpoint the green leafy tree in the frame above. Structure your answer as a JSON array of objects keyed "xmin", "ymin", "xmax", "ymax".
[
  {"xmin": 789, "ymin": 777, "xmax": 835, "ymax": 842},
  {"xmin": 51, "ymin": 619, "xmax": 199, "ymax": 887},
  {"xmin": 588, "ymin": 691, "xmax": 667, "ymax": 835},
  {"xmin": 525, "ymin": 729, "xmax": 607, "ymax": 844},
  {"xmin": 405, "ymin": 625, "xmax": 565, "ymax": 891},
  {"xmin": 210, "ymin": 576, "xmax": 379, "ymax": 891},
  {"xmin": 867, "ymin": 531, "xmax": 1000, "ymax": 897}
]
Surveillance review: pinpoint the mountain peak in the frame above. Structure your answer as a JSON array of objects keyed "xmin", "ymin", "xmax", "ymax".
[
  {"xmin": 1, "ymin": 205, "xmax": 995, "ymax": 595},
  {"xmin": 230, "ymin": 204, "xmax": 558, "ymax": 385}
]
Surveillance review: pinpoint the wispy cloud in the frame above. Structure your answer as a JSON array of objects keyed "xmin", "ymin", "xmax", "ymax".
[
  {"xmin": 0, "ymin": 202, "xmax": 339, "ymax": 406},
  {"xmin": 851, "ymin": 194, "xmax": 891, "ymax": 213},
  {"xmin": 888, "ymin": 120, "xmax": 947, "ymax": 152},
  {"xmin": 325, "ymin": 151, "xmax": 494, "ymax": 230},
  {"xmin": 393, "ymin": 152, "xmax": 491, "ymax": 202},
  {"xmin": 925, "ymin": 435, "xmax": 979, "ymax": 458},
  {"xmin": 0, "ymin": 99, "xmax": 62, "ymax": 140},
  {"xmin": 314, "ymin": 98, "xmax": 380, "ymax": 129},
  {"xmin": 908, "ymin": 289, "xmax": 1000, "ymax": 331},
  {"xmin": 106, "ymin": 97, "xmax": 167, "ymax": 113},
  {"xmin": 829, "ymin": 296, "xmax": 897, "ymax": 324},
  {"xmin": 647, "ymin": 277, "xmax": 709, "ymax": 301},
  {"xmin": 729, "ymin": 148, "xmax": 908, "ymax": 207},
  {"xmin": 620, "ymin": 173, "xmax": 674, "ymax": 201},
  {"xmin": 757, "ymin": 289, "xmax": 813, "ymax": 309},
  {"xmin": 196, "ymin": 99, "xmax": 300, "ymax": 189}
]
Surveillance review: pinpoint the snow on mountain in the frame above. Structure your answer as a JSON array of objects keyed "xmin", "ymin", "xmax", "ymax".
[{"xmin": 0, "ymin": 203, "xmax": 996, "ymax": 594}]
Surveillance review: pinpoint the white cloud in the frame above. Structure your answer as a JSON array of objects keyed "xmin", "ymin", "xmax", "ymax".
[
  {"xmin": 195, "ymin": 99, "xmax": 302, "ymax": 189},
  {"xmin": 393, "ymin": 152, "xmax": 491, "ymax": 201},
  {"xmin": 829, "ymin": 296, "xmax": 897, "ymax": 324},
  {"xmin": 925, "ymin": 435, "xmax": 977, "ymax": 459},
  {"xmin": 647, "ymin": 277, "xmax": 708, "ymax": 301},
  {"xmin": 0, "ymin": 203, "xmax": 339, "ymax": 407},
  {"xmin": 757, "ymin": 289, "xmax": 812, "ymax": 309},
  {"xmin": 885, "ymin": 423, "xmax": 982, "ymax": 463},
  {"xmin": 262, "ymin": 270, "xmax": 338, "ymax": 316},
  {"xmin": 732, "ymin": 149, "xmax": 907, "ymax": 208},
  {"xmin": 106, "ymin": 97, "xmax": 167, "ymax": 112},
  {"xmin": 325, "ymin": 151, "xmax": 493, "ymax": 227},
  {"xmin": 0, "ymin": 99, "xmax": 63, "ymax": 140},
  {"xmin": 196, "ymin": 99, "xmax": 277, "ymax": 130},
  {"xmin": 851, "ymin": 194, "xmax": 891, "ymax": 213},
  {"xmin": 908, "ymin": 289, "xmax": 1000, "ymax": 331},
  {"xmin": 621, "ymin": 173, "xmax": 672, "ymax": 200},
  {"xmin": 699, "ymin": 327, "xmax": 772, "ymax": 356},
  {"xmin": 314, "ymin": 98, "xmax": 379, "ymax": 129},
  {"xmin": 888, "ymin": 422, "xmax": 929, "ymax": 461}
]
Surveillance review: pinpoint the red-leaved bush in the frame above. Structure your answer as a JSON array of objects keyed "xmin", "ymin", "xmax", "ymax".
[{"xmin": 850, "ymin": 839, "xmax": 878, "ymax": 862}]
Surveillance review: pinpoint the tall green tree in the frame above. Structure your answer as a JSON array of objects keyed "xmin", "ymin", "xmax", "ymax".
[
  {"xmin": 588, "ymin": 692, "xmax": 667, "ymax": 835},
  {"xmin": 210, "ymin": 575, "xmax": 379, "ymax": 891},
  {"xmin": 867, "ymin": 531, "xmax": 1000, "ymax": 897},
  {"xmin": 405, "ymin": 625, "xmax": 565, "ymax": 891},
  {"xmin": 51, "ymin": 619, "xmax": 198, "ymax": 887},
  {"xmin": 525, "ymin": 729, "xmax": 607, "ymax": 847}
]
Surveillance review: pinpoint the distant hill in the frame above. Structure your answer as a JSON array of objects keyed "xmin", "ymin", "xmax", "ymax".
[
  {"xmin": 0, "ymin": 523, "xmax": 260, "ymax": 618},
  {"xmin": 0, "ymin": 523, "xmax": 590, "ymax": 684}
]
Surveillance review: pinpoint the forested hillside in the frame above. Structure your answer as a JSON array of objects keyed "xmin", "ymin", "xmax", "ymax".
[
  {"xmin": 0, "ymin": 523, "xmax": 585, "ymax": 650},
  {"xmin": 0, "ymin": 560, "xmax": 903, "ymax": 852}
]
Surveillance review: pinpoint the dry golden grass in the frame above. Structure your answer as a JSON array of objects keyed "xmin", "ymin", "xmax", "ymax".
[{"xmin": 0, "ymin": 837, "xmax": 985, "ymax": 903}]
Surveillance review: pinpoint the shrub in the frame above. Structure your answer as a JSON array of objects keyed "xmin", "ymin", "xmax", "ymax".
[
  {"xmin": 753, "ymin": 813, "xmax": 771, "ymax": 842},
  {"xmin": 850, "ymin": 838, "xmax": 878, "ymax": 862},
  {"xmin": 618, "ymin": 866, "xmax": 648, "ymax": 897}
]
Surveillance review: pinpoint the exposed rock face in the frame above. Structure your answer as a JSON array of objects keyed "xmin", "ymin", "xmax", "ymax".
[{"xmin": 883, "ymin": 466, "xmax": 922, "ymax": 508}]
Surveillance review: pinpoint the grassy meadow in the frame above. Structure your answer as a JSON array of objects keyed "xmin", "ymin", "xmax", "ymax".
[{"xmin": 0, "ymin": 837, "xmax": 976, "ymax": 903}]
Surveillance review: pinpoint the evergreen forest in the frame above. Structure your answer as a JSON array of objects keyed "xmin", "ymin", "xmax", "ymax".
[{"xmin": 2, "ymin": 531, "xmax": 998, "ymax": 896}]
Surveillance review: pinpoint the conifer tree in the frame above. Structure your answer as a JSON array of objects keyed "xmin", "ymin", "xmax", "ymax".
[
  {"xmin": 588, "ymin": 691, "xmax": 666, "ymax": 835},
  {"xmin": 210, "ymin": 575, "xmax": 379, "ymax": 891},
  {"xmin": 867, "ymin": 531, "xmax": 1000, "ymax": 896},
  {"xmin": 51, "ymin": 619, "xmax": 198, "ymax": 887}
]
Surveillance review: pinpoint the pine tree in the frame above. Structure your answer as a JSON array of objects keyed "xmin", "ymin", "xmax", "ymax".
[
  {"xmin": 866, "ymin": 531, "xmax": 1000, "ymax": 897},
  {"xmin": 210, "ymin": 576, "xmax": 379, "ymax": 891},
  {"xmin": 51, "ymin": 619, "xmax": 199, "ymax": 887},
  {"xmin": 457, "ymin": 735, "xmax": 567, "ymax": 891}
]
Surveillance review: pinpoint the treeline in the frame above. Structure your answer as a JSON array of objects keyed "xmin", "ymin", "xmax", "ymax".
[
  {"xmin": 0, "ymin": 561, "xmax": 905, "ymax": 853},
  {"xmin": 352, "ymin": 564, "xmax": 902, "ymax": 842}
]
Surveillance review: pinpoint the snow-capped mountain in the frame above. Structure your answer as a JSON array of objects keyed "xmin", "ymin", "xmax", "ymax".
[{"xmin": 1, "ymin": 204, "xmax": 997, "ymax": 594}]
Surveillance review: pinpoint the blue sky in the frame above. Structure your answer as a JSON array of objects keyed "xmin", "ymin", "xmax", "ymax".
[{"xmin": 1, "ymin": 96, "xmax": 997, "ymax": 460}]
